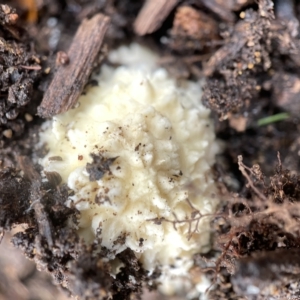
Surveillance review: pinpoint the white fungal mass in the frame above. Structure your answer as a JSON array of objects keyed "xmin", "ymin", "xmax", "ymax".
[{"xmin": 39, "ymin": 44, "xmax": 219, "ymax": 292}]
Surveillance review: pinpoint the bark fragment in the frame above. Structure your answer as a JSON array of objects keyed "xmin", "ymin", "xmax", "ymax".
[
  {"xmin": 37, "ymin": 14, "xmax": 110, "ymax": 118},
  {"xmin": 134, "ymin": 0, "xmax": 178, "ymax": 36},
  {"xmin": 169, "ymin": 5, "xmax": 219, "ymax": 52}
]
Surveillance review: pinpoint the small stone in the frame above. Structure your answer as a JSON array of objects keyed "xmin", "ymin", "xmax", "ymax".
[
  {"xmin": 56, "ymin": 51, "xmax": 69, "ymax": 66},
  {"xmin": 3, "ymin": 129, "xmax": 12, "ymax": 138},
  {"xmin": 44, "ymin": 67, "xmax": 51, "ymax": 74},
  {"xmin": 25, "ymin": 113, "xmax": 33, "ymax": 122},
  {"xmin": 1, "ymin": 4, "xmax": 10, "ymax": 14}
]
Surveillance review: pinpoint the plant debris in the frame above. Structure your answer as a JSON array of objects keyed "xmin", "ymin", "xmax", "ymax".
[
  {"xmin": 202, "ymin": 0, "xmax": 275, "ymax": 120},
  {"xmin": 1, "ymin": 0, "xmax": 300, "ymax": 299},
  {"xmin": 210, "ymin": 153, "xmax": 300, "ymax": 298},
  {"xmin": 202, "ymin": 0, "xmax": 300, "ymax": 126},
  {"xmin": 134, "ymin": 0, "xmax": 178, "ymax": 36},
  {"xmin": 169, "ymin": 5, "xmax": 219, "ymax": 52},
  {"xmin": 37, "ymin": 14, "xmax": 110, "ymax": 118}
]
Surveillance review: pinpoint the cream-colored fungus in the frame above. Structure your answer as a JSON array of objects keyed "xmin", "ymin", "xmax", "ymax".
[{"xmin": 39, "ymin": 43, "xmax": 219, "ymax": 297}]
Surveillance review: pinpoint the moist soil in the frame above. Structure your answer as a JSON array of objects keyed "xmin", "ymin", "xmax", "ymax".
[{"xmin": 1, "ymin": 0, "xmax": 300, "ymax": 299}]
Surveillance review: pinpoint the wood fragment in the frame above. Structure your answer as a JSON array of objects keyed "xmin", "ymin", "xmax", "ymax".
[
  {"xmin": 17, "ymin": 156, "xmax": 40, "ymax": 182},
  {"xmin": 134, "ymin": 0, "xmax": 178, "ymax": 36},
  {"xmin": 204, "ymin": 34, "xmax": 247, "ymax": 77},
  {"xmin": 172, "ymin": 6, "xmax": 218, "ymax": 40},
  {"xmin": 38, "ymin": 14, "xmax": 110, "ymax": 118},
  {"xmin": 20, "ymin": 64, "xmax": 41, "ymax": 70},
  {"xmin": 169, "ymin": 5, "xmax": 219, "ymax": 52}
]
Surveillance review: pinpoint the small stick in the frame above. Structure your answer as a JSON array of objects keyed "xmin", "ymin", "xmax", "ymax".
[
  {"xmin": 20, "ymin": 65, "xmax": 42, "ymax": 70},
  {"xmin": 134, "ymin": 0, "xmax": 178, "ymax": 36},
  {"xmin": 38, "ymin": 14, "xmax": 110, "ymax": 118}
]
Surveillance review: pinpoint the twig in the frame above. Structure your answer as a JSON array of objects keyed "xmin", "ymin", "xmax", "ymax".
[
  {"xmin": 38, "ymin": 14, "xmax": 110, "ymax": 118},
  {"xmin": 134, "ymin": 0, "xmax": 178, "ymax": 36},
  {"xmin": 20, "ymin": 65, "xmax": 42, "ymax": 70},
  {"xmin": 205, "ymin": 236, "xmax": 234, "ymax": 293}
]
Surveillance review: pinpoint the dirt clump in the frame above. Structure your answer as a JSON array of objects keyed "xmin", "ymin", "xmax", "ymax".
[{"xmin": 0, "ymin": 4, "xmax": 42, "ymax": 143}]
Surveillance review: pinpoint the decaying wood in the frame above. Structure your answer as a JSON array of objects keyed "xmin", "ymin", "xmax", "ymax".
[
  {"xmin": 204, "ymin": 37, "xmax": 246, "ymax": 77},
  {"xmin": 134, "ymin": 0, "xmax": 178, "ymax": 36},
  {"xmin": 169, "ymin": 5, "xmax": 219, "ymax": 52},
  {"xmin": 172, "ymin": 6, "xmax": 218, "ymax": 40},
  {"xmin": 17, "ymin": 156, "xmax": 40, "ymax": 182},
  {"xmin": 38, "ymin": 14, "xmax": 110, "ymax": 118}
]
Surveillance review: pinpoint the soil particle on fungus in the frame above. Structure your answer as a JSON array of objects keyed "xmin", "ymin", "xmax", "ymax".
[{"xmin": 86, "ymin": 154, "xmax": 118, "ymax": 182}]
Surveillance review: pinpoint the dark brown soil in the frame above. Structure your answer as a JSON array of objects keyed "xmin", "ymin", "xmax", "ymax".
[{"xmin": 1, "ymin": 0, "xmax": 300, "ymax": 299}]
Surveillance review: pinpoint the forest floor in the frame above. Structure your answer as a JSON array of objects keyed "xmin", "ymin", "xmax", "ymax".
[{"xmin": 1, "ymin": 0, "xmax": 300, "ymax": 299}]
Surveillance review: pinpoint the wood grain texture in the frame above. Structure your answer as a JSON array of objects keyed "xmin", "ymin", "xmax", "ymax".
[
  {"xmin": 38, "ymin": 14, "xmax": 110, "ymax": 118},
  {"xmin": 134, "ymin": 0, "xmax": 178, "ymax": 36}
]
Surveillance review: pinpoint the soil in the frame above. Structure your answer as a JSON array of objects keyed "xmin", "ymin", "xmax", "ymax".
[{"xmin": 0, "ymin": 0, "xmax": 300, "ymax": 299}]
